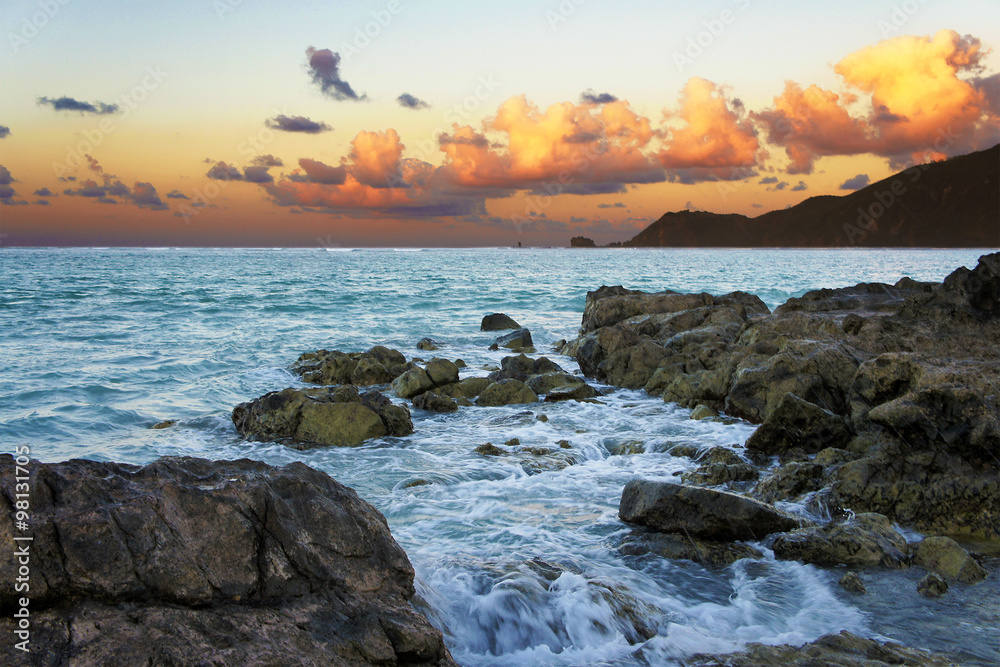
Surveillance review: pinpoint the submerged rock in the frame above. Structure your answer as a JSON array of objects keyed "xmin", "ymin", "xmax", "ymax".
[
  {"xmin": 618, "ymin": 532, "xmax": 763, "ymax": 567},
  {"xmin": 481, "ymin": 312, "xmax": 521, "ymax": 331},
  {"xmin": 416, "ymin": 337, "xmax": 439, "ymax": 351},
  {"xmin": 839, "ymin": 571, "xmax": 866, "ymax": 594},
  {"xmin": 771, "ymin": 513, "xmax": 909, "ymax": 569},
  {"xmin": 232, "ymin": 386, "xmax": 413, "ymax": 448},
  {"xmin": 0, "ymin": 455, "xmax": 454, "ymax": 666},
  {"xmin": 918, "ymin": 572, "xmax": 949, "ymax": 598},
  {"xmin": 688, "ymin": 631, "xmax": 957, "ymax": 666},
  {"xmin": 619, "ymin": 480, "xmax": 801, "ymax": 541}
]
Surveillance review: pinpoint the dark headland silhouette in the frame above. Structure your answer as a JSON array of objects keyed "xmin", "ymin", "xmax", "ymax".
[{"xmin": 576, "ymin": 144, "xmax": 999, "ymax": 248}]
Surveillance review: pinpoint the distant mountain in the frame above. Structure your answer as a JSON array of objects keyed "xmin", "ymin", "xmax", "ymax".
[{"xmin": 624, "ymin": 144, "xmax": 999, "ymax": 247}]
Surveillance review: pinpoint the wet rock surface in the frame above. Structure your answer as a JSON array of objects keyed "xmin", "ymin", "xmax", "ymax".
[
  {"xmin": 688, "ymin": 631, "xmax": 959, "ymax": 666},
  {"xmin": 232, "ymin": 386, "xmax": 413, "ymax": 448},
  {"xmin": 0, "ymin": 455, "xmax": 454, "ymax": 666},
  {"xmin": 292, "ymin": 345, "xmax": 411, "ymax": 386},
  {"xmin": 572, "ymin": 253, "xmax": 1000, "ymax": 540},
  {"xmin": 771, "ymin": 513, "xmax": 910, "ymax": 569},
  {"xmin": 619, "ymin": 480, "xmax": 802, "ymax": 541}
]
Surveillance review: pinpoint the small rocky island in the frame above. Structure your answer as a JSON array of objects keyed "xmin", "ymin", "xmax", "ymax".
[{"xmin": 2, "ymin": 254, "xmax": 996, "ymax": 665}]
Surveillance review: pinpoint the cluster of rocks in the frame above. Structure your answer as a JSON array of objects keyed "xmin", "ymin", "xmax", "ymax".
[
  {"xmin": 564, "ymin": 254, "xmax": 998, "ymax": 542},
  {"xmin": 0, "ymin": 455, "xmax": 455, "ymax": 666},
  {"xmin": 591, "ymin": 255, "xmax": 998, "ymax": 614},
  {"xmin": 233, "ymin": 311, "xmax": 602, "ymax": 449}
]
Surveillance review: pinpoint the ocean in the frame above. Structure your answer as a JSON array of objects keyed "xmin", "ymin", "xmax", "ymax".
[{"xmin": 2, "ymin": 247, "xmax": 996, "ymax": 666}]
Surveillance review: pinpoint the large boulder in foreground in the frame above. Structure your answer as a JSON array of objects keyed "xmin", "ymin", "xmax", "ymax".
[
  {"xmin": 619, "ymin": 480, "xmax": 801, "ymax": 541},
  {"xmin": 0, "ymin": 455, "xmax": 454, "ymax": 666},
  {"xmin": 233, "ymin": 386, "xmax": 413, "ymax": 448}
]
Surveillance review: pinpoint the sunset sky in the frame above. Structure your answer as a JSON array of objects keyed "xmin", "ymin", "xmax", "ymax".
[{"xmin": 1, "ymin": 0, "xmax": 998, "ymax": 247}]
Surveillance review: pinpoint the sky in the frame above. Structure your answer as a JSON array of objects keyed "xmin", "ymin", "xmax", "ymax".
[{"xmin": 0, "ymin": 0, "xmax": 998, "ymax": 247}]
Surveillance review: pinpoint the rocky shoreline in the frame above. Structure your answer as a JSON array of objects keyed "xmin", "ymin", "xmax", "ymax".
[{"xmin": 3, "ymin": 254, "xmax": 995, "ymax": 665}]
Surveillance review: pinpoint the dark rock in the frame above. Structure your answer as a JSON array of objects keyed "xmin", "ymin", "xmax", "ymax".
[
  {"xmin": 619, "ymin": 480, "xmax": 801, "ymax": 541},
  {"xmin": 491, "ymin": 354, "xmax": 565, "ymax": 382},
  {"xmin": 544, "ymin": 382, "xmax": 599, "ymax": 402},
  {"xmin": 489, "ymin": 328, "xmax": 534, "ymax": 352},
  {"xmin": 416, "ymin": 337, "xmax": 439, "ymax": 351},
  {"xmin": 424, "ymin": 358, "xmax": 460, "ymax": 386},
  {"xmin": 292, "ymin": 345, "xmax": 408, "ymax": 386},
  {"xmin": 412, "ymin": 392, "xmax": 458, "ymax": 413},
  {"xmin": 618, "ymin": 532, "xmax": 762, "ymax": 566},
  {"xmin": 481, "ymin": 313, "xmax": 521, "ymax": 331},
  {"xmin": 751, "ymin": 462, "xmax": 824, "ymax": 504},
  {"xmin": 434, "ymin": 376, "xmax": 493, "ymax": 399},
  {"xmin": 688, "ymin": 631, "xmax": 957, "ymax": 666},
  {"xmin": 476, "ymin": 379, "xmax": 538, "ymax": 406},
  {"xmin": 474, "ymin": 442, "xmax": 504, "ymax": 456},
  {"xmin": 525, "ymin": 371, "xmax": 582, "ymax": 394},
  {"xmin": 689, "ymin": 404, "xmax": 718, "ymax": 420},
  {"xmin": 151, "ymin": 419, "xmax": 176, "ymax": 429},
  {"xmin": 772, "ymin": 513, "xmax": 909, "ymax": 569},
  {"xmin": 745, "ymin": 392, "xmax": 852, "ymax": 456},
  {"xmin": 0, "ymin": 455, "xmax": 454, "ymax": 666},
  {"xmin": 232, "ymin": 386, "xmax": 413, "ymax": 449},
  {"xmin": 839, "ymin": 571, "xmax": 866, "ymax": 594},
  {"xmin": 682, "ymin": 462, "xmax": 759, "ymax": 487},
  {"xmin": 912, "ymin": 536, "xmax": 987, "ymax": 583},
  {"xmin": 918, "ymin": 572, "xmax": 949, "ymax": 598}
]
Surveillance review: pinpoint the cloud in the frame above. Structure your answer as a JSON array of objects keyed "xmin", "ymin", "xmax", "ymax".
[
  {"xmin": 754, "ymin": 30, "xmax": 999, "ymax": 172},
  {"xmin": 127, "ymin": 182, "xmax": 169, "ymax": 210},
  {"xmin": 37, "ymin": 96, "xmax": 119, "ymax": 115},
  {"xmin": 34, "ymin": 188, "xmax": 54, "ymax": 196},
  {"xmin": 580, "ymin": 90, "xmax": 618, "ymax": 105},
  {"xmin": 251, "ymin": 154, "xmax": 283, "ymax": 167},
  {"xmin": 242, "ymin": 166, "xmax": 274, "ymax": 183},
  {"xmin": 773, "ymin": 181, "xmax": 789, "ymax": 190},
  {"xmin": 597, "ymin": 202, "xmax": 626, "ymax": 208},
  {"xmin": 570, "ymin": 216, "xmax": 588, "ymax": 223},
  {"xmin": 34, "ymin": 199, "xmax": 50, "ymax": 206},
  {"xmin": 839, "ymin": 173, "xmax": 870, "ymax": 190},
  {"xmin": 206, "ymin": 161, "xmax": 243, "ymax": 181},
  {"xmin": 166, "ymin": 189, "xmax": 189, "ymax": 199},
  {"xmin": 63, "ymin": 179, "xmax": 107, "ymax": 197},
  {"xmin": 265, "ymin": 114, "xmax": 332, "ymax": 134},
  {"xmin": 0, "ymin": 165, "xmax": 13, "ymax": 185},
  {"xmin": 296, "ymin": 158, "xmax": 348, "ymax": 185},
  {"xmin": 397, "ymin": 93, "xmax": 430, "ymax": 109},
  {"xmin": 0, "ymin": 125, "xmax": 9, "ymax": 138},
  {"xmin": 659, "ymin": 77, "xmax": 762, "ymax": 182},
  {"xmin": 305, "ymin": 47, "xmax": 365, "ymax": 101},
  {"xmin": 791, "ymin": 180, "xmax": 808, "ymax": 191},
  {"xmin": 759, "ymin": 176, "xmax": 779, "ymax": 184}
]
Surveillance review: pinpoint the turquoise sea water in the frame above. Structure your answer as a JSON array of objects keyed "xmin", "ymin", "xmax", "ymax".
[{"xmin": 2, "ymin": 247, "xmax": 996, "ymax": 665}]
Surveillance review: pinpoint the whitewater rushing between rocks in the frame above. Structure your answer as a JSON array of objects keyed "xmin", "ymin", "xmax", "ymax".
[{"xmin": 1, "ymin": 248, "xmax": 997, "ymax": 666}]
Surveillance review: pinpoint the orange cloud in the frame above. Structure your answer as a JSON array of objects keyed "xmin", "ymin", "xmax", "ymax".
[
  {"xmin": 439, "ymin": 95, "xmax": 664, "ymax": 193},
  {"xmin": 756, "ymin": 30, "xmax": 998, "ymax": 172},
  {"xmin": 658, "ymin": 77, "xmax": 762, "ymax": 182}
]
